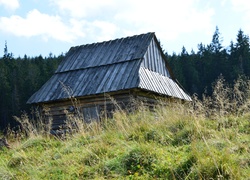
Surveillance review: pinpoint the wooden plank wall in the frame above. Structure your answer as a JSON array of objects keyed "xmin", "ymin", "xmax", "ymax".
[
  {"xmin": 39, "ymin": 91, "xmax": 134, "ymax": 131},
  {"xmin": 142, "ymin": 37, "xmax": 170, "ymax": 77},
  {"xmin": 37, "ymin": 90, "xmax": 173, "ymax": 132}
]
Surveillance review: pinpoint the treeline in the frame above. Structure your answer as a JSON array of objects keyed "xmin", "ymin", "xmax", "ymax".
[
  {"xmin": 0, "ymin": 44, "xmax": 63, "ymax": 130},
  {"xmin": 167, "ymin": 27, "xmax": 250, "ymax": 96}
]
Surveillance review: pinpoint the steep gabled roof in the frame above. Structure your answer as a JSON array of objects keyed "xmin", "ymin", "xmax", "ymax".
[{"xmin": 27, "ymin": 32, "xmax": 191, "ymax": 104}]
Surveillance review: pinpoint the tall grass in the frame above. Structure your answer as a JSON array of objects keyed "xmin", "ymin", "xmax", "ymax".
[{"xmin": 0, "ymin": 76, "xmax": 249, "ymax": 179}]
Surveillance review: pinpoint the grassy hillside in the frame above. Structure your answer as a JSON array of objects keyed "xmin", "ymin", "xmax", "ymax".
[{"xmin": 0, "ymin": 77, "xmax": 250, "ymax": 179}]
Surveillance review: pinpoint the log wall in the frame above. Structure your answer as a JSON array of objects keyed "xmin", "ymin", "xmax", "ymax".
[{"xmin": 36, "ymin": 89, "xmax": 170, "ymax": 133}]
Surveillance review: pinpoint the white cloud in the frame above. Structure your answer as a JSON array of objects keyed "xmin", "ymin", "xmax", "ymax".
[
  {"xmin": 231, "ymin": 0, "xmax": 250, "ymax": 12},
  {"xmin": 0, "ymin": 9, "xmax": 84, "ymax": 42},
  {"xmin": 50, "ymin": 0, "xmax": 214, "ymax": 44},
  {"xmin": 114, "ymin": 0, "xmax": 214, "ymax": 41},
  {"xmin": 0, "ymin": 0, "xmax": 215, "ymax": 48},
  {"xmin": 231, "ymin": 0, "xmax": 250, "ymax": 33},
  {"xmin": 0, "ymin": 0, "xmax": 19, "ymax": 11},
  {"xmin": 89, "ymin": 20, "xmax": 118, "ymax": 41},
  {"xmin": 50, "ymin": 0, "xmax": 115, "ymax": 18}
]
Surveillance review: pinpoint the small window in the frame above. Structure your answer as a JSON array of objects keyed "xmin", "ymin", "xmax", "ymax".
[{"xmin": 82, "ymin": 106, "xmax": 100, "ymax": 123}]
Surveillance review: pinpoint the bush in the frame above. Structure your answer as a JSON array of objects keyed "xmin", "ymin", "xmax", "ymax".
[{"xmin": 123, "ymin": 147, "xmax": 157, "ymax": 176}]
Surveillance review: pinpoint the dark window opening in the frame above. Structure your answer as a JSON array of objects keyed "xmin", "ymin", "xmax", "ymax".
[{"xmin": 82, "ymin": 106, "xmax": 100, "ymax": 123}]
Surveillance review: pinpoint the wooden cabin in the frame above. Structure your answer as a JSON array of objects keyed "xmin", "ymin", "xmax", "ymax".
[{"xmin": 27, "ymin": 32, "xmax": 191, "ymax": 132}]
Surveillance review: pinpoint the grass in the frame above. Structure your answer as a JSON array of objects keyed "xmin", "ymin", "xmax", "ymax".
[{"xmin": 0, "ymin": 76, "xmax": 250, "ymax": 179}]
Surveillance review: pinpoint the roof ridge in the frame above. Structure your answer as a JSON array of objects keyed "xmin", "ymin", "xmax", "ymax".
[{"xmin": 72, "ymin": 32, "xmax": 155, "ymax": 49}]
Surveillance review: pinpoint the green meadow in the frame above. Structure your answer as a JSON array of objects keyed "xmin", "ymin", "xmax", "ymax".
[{"xmin": 0, "ymin": 77, "xmax": 249, "ymax": 179}]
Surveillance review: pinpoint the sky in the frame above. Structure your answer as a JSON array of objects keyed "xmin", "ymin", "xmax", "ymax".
[{"xmin": 0, "ymin": 0, "xmax": 250, "ymax": 58}]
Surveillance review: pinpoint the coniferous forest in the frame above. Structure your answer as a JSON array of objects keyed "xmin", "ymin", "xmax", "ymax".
[
  {"xmin": 0, "ymin": 27, "xmax": 250, "ymax": 131},
  {"xmin": 167, "ymin": 27, "xmax": 250, "ymax": 96},
  {"xmin": 0, "ymin": 47, "xmax": 64, "ymax": 131}
]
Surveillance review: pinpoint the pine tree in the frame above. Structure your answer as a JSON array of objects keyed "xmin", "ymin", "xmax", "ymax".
[{"xmin": 211, "ymin": 26, "xmax": 223, "ymax": 53}]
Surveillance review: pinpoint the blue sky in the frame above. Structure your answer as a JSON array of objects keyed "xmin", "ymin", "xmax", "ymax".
[{"xmin": 0, "ymin": 0, "xmax": 250, "ymax": 57}]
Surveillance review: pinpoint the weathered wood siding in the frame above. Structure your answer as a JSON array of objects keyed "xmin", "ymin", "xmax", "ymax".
[
  {"xmin": 40, "ymin": 91, "xmax": 135, "ymax": 131},
  {"xmin": 138, "ymin": 67, "xmax": 191, "ymax": 100},
  {"xmin": 141, "ymin": 37, "xmax": 170, "ymax": 77},
  {"xmin": 39, "ymin": 89, "xmax": 169, "ymax": 132}
]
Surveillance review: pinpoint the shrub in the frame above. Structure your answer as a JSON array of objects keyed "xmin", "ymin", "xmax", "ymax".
[{"xmin": 123, "ymin": 147, "xmax": 157, "ymax": 176}]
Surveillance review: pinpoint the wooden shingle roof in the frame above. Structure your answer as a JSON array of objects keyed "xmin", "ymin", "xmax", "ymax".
[
  {"xmin": 56, "ymin": 33, "xmax": 152, "ymax": 73},
  {"xmin": 27, "ymin": 32, "xmax": 191, "ymax": 104}
]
